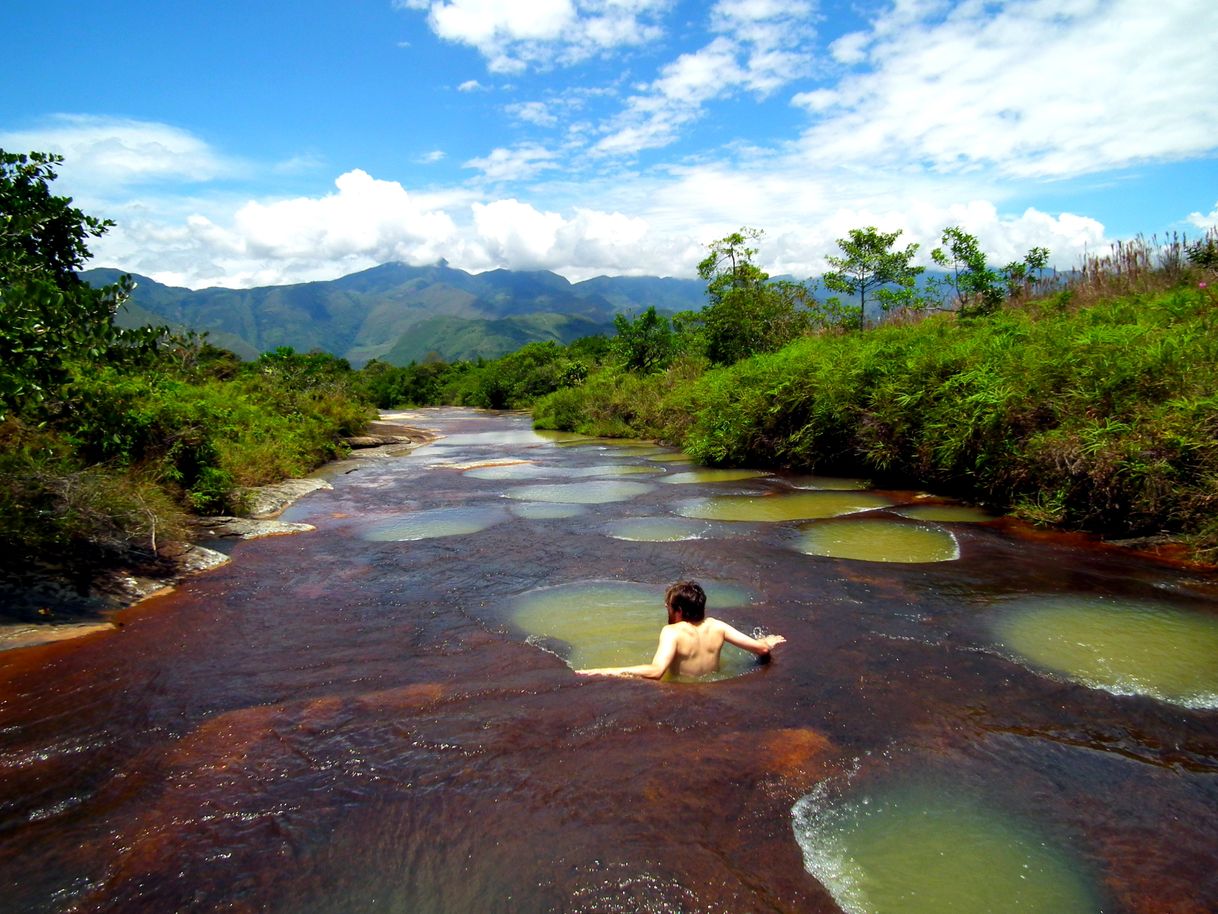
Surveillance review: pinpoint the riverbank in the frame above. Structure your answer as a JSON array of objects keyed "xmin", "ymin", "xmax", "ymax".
[{"xmin": 0, "ymin": 414, "xmax": 439, "ymax": 651}]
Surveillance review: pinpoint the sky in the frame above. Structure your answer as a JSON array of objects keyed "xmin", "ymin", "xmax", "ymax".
[{"xmin": 2, "ymin": 0, "xmax": 1216, "ymax": 290}]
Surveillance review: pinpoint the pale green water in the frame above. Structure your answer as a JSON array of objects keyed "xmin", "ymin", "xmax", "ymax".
[
  {"xmin": 508, "ymin": 502, "xmax": 588, "ymax": 520},
  {"xmin": 645, "ymin": 451, "xmax": 694, "ymax": 463},
  {"xmin": 784, "ymin": 475, "xmax": 872, "ymax": 490},
  {"xmin": 464, "ymin": 462, "xmax": 661, "ymax": 480},
  {"xmin": 792, "ymin": 781, "xmax": 1100, "ymax": 914},
  {"xmin": 502, "ymin": 480, "xmax": 656, "ymax": 504},
  {"xmin": 795, "ymin": 519, "xmax": 960, "ymax": 563},
  {"xmin": 894, "ymin": 503, "xmax": 997, "ymax": 523},
  {"xmin": 362, "ymin": 507, "xmax": 508, "ymax": 541},
  {"xmin": 678, "ymin": 491, "xmax": 892, "ymax": 522},
  {"xmin": 993, "ymin": 595, "xmax": 1218, "ymax": 708},
  {"xmin": 605, "ymin": 517, "xmax": 711, "ymax": 542},
  {"xmin": 555, "ymin": 436, "xmax": 657, "ymax": 448},
  {"xmin": 660, "ymin": 468, "xmax": 769, "ymax": 485},
  {"xmin": 509, "ymin": 580, "xmax": 759, "ymax": 678},
  {"xmin": 463, "ymin": 462, "xmax": 565, "ymax": 480}
]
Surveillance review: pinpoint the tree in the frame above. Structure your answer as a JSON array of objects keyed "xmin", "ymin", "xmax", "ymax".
[
  {"xmin": 612, "ymin": 306, "xmax": 675, "ymax": 373},
  {"xmin": 0, "ymin": 150, "xmax": 151, "ymax": 418},
  {"xmin": 823, "ymin": 226, "xmax": 924, "ymax": 329},
  {"xmin": 929, "ymin": 227, "xmax": 1049, "ymax": 317},
  {"xmin": 696, "ymin": 228, "xmax": 815, "ymax": 364}
]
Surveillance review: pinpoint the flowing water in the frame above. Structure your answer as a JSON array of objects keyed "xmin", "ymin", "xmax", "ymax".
[{"xmin": 1, "ymin": 408, "xmax": 1217, "ymax": 913}]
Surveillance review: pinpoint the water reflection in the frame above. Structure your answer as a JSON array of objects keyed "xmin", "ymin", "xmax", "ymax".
[
  {"xmin": 464, "ymin": 462, "xmax": 662, "ymax": 480},
  {"xmin": 894, "ymin": 503, "xmax": 997, "ymax": 523},
  {"xmin": 993, "ymin": 595, "xmax": 1218, "ymax": 708},
  {"xmin": 661, "ymin": 468, "xmax": 768, "ymax": 485},
  {"xmin": 503, "ymin": 480, "xmax": 656, "ymax": 504},
  {"xmin": 605, "ymin": 517, "xmax": 710, "ymax": 542},
  {"xmin": 678, "ymin": 490, "xmax": 892, "ymax": 522},
  {"xmin": 795, "ymin": 518, "xmax": 960, "ymax": 563},
  {"xmin": 793, "ymin": 778, "xmax": 1100, "ymax": 914},
  {"xmin": 361, "ymin": 506, "xmax": 508, "ymax": 541},
  {"xmin": 785, "ymin": 475, "xmax": 872, "ymax": 490},
  {"xmin": 508, "ymin": 502, "xmax": 588, "ymax": 520}
]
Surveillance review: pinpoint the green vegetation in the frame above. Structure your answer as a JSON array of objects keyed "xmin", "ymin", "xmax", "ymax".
[
  {"xmin": 527, "ymin": 228, "xmax": 1218, "ymax": 560},
  {"xmin": 6, "ymin": 142, "xmax": 1217, "ymax": 612},
  {"xmin": 1, "ymin": 151, "xmax": 373, "ymax": 617}
]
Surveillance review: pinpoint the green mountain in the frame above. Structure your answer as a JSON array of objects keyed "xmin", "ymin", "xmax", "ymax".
[{"xmin": 83, "ymin": 262, "xmax": 705, "ymax": 366}]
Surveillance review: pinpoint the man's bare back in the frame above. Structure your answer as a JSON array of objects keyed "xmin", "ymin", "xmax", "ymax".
[{"xmin": 576, "ymin": 581, "xmax": 786, "ymax": 680}]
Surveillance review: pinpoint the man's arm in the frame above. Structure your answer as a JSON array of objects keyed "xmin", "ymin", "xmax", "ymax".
[
  {"xmin": 576, "ymin": 626, "xmax": 679, "ymax": 679},
  {"xmin": 720, "ymin": 621, "xmax": 786, "ymax": 657}
]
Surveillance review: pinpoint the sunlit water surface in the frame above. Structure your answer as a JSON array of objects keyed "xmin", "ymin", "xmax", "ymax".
[
  {"xmin": 793, "ymin": 778, "xmax": 1100, "ymax": 914},
  {"xmin": 993, "ymin": 595, "xmax": 1218, "ymax": 708},
  {"xmin": 795, "ymin": 518, "xmax": 960, "ymax": 563},
  {"xmin": 1, "ymin": 408, "xmax": 1215, "ymax": 914}
]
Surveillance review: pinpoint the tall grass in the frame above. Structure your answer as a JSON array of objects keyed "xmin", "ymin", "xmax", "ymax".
[{"xmin": 535, "ymin": 269, "xmax": 1218, "ymax": 558}]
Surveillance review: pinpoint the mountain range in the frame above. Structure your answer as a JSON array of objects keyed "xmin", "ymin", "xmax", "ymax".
[{"xmin": 82, "ymin": 262, "xmax": 707, "ymax": 366}]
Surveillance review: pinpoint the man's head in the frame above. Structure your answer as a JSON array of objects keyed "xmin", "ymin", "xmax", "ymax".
[{"xmin": 665, "ymin": 580, "xmax": 706, "ymax": 623}]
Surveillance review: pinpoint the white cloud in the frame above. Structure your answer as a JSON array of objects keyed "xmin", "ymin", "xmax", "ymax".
[
  {"xmin": 593, "ymin": 0, "xmax": 816, "ymax": 155},
  {"xmin": 399, "ymin": 0, "xmax": 670, "ymax": 73},
  {"xmin": 1188, "ymin": 204, "xmax": 1218, "ymax": 231},
  {"xmin": 418, "ymin": 149, "xmax": 447, "ymax": 163},
  {"xmin": 457, "ymin": 79, "xmax": 485, "ymax": 92},
  {"xmin": 793, "ymin": 0, "xmax": 1218, "ymax": 179},
  {"xmin": 463, "ymin": 144, "xmax": 559, "ymax": 181},
  {"xmin": 506, "ymin": 101, "xmax": 559, "ymax": 127},
  {"xmin": 0, "ymin": 114, "xmax": 237, "ymax": 191},
  {"xmin": 90, "ymin": 169, "xmax": 460, "ymax": 288}
]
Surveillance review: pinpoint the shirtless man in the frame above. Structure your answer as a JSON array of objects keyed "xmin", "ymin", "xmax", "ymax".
[{"xmin": 576, "ymin": 580, "xmax": 786, "ymax": 680}]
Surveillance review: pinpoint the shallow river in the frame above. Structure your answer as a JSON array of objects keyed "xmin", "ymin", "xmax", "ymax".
[{"xmin": 2, "ymin": 408, "xmax": 1217, "ymax": 913}]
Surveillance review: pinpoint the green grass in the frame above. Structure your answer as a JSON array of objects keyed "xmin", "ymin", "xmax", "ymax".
[{"xmin": 534, "ymin": 283, "xmax": 1218, "ymax": 559}]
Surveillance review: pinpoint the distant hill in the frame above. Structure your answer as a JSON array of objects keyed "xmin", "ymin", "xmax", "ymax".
[{"xmin": 83, "ymin": 262, "xmax": 706, "ymax": 366}]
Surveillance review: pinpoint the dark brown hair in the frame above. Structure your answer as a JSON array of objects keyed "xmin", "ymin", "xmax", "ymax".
[{"xmin": 665, "ymin": 580, "xmax": 706, "ymax": 623}]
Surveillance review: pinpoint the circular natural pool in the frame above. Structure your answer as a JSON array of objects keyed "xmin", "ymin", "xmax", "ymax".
[
  {"xmin": 502, "ymin": 480, "xmax": 655, "ymax": 504},
  {"xmin": 795, "ymin": 518, "xmax": 960, "ymax": 563},
  {"xmin": 660, "ymin": 468, "xmax": 768, "ymax": 485},
  {"xmin": 508, "ymin": 580, "xmax": 760, "ymax": 679},
  {"xmin": 894, "ymin": 503, "xmax": 996, "ymax": 523},
  {"xmin": 508, "ymin": 502, "xmax": 588, "ymax": 520},
  {"xmin": 678, "ymin": 491, "xmax": 892, "ymax": 522},
  {"xmin": 360, "ymin": 506, "xmax": 508, "ymax": 541},
  {"xmin": 993, "ymin": 595, "xmax": 1218, "ymax": 708},
  {"xmin": 793, "ymin": 779, "xmax": 1100, "ymax": 914},
  {"xmin": 784, "ymin": 474, "xmax": 872, "ymax": 490}
]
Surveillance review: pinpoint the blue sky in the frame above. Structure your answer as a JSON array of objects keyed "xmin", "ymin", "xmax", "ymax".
[{"xmin": 3, "ymin": 0, "xmax": 1215, "ymax": 289}]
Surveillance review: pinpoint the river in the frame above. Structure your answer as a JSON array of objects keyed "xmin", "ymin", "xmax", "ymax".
[{"xmin": 1, "ymin": 408, "xmax": 1216, "ymax": 913}]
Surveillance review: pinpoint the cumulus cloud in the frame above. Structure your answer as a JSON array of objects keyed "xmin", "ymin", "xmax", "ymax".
[
  {"xmin": 792, "ymin": 0, "xmax": 1218, "ymax": 179},
  {"xmin": 397, "ymin": 0, "xmax": 670, "ymax": 73},
  {"xmin": 0, "ymin": 114, "xmax": 237, "ymax": 191},
  {"xmin": 1188, "ymin": 204, "xmax": 1218, "ymax": 231},
  {"xmin": 90, "ymin": 169, "xmax": 461, "ymax": 288}
]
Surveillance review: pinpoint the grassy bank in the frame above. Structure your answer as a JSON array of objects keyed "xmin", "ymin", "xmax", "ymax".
[
  {"xmin": 0, "ymin": 346, "xmax": 374, "ymax": 619},
  {"xmin": 533, "ymin": 278, "xmax": 1218, "ymax": 560}
]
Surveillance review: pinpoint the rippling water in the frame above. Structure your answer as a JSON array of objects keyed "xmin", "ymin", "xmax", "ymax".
[{"xmin": 1, "ymin": 408, "xmax": 1216, "ymax": 913}]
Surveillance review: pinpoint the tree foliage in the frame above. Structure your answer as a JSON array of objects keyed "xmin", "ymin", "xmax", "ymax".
[
  {"xmin": 930, "ymin": 227, "xmax": 1049, "ymax": 317},
  {"xmin": 822, "ymin": 226, "xmax": 924, "ymax": 328},
  {"xmin": 612, "ymin": 306, "xmax": 675, "ymax": 373},
  {"xmin": 0, "ymin": 149, "xmax": 161, "ymax": 418},
  {"xmin": 696, "ymin": 228, "xmax": 818, "ymax": 364}
]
